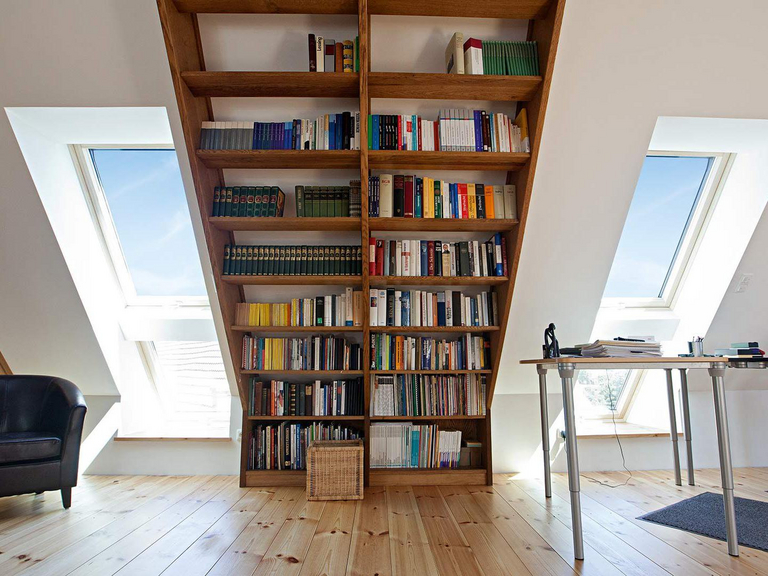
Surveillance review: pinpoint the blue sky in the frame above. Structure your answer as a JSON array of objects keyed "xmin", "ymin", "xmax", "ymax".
[
  {"xmin": 91, "ymin": 149, "xmax": 207, "ymax": 297},
  {"xmin": 603, "ymin": 155, "xmax": 713, "ymax": 298}
]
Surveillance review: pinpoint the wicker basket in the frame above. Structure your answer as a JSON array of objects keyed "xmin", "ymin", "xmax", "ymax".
[{"xmin": 306, "ymin": 440, "xmax": 364, "ymax": 501}]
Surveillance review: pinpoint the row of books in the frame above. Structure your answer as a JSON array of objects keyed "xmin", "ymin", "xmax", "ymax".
[
  {"xmin": 369, "ymin": 236, "xmax": 507, "ymax": 278},
  {"xmin": 308, "ymin": 35, "xmax": 359, "ymax": 73},
  {"xmin": 368, "ymin": 174, "xmax": 517, "ymax": 220},
  {"xmin": 372, "ymin": 374, "xmax": 487, "ymax": 417},
  {"xmin": 247, "ymin": 422, "xmax": 361, "ymax": 470},
  {"xmin": 211, "ymin": 186, "xmax": 285, "ymax": 218},
  {"xmin": 247, "ymin": 377, "xmax": 364, "ymax": 417},
  {"xmin": 369, "ymin": 288, "xmax": 498, "ymax": 328},
  {"xmin": 199, "ymin": 113, "xmax": 361, "ymax": 151},
  {"xmin": 295, "ymin": 184, "xmax": 361, "ymax": 218},
  {"xmin": 370, "ymin": 423, "xmax": 461, "ymax": 469},
  {"xmin": 367, "ymin": 109, "xmax": 529, "ymax": 153},
  {"xmin": 241, "ymin": 335, "xmax": 363, "ymax": 371},
  {"xmin": 235, "ymin": 290, "xmax": 364, "ymax": 327},
  {"xmin": 222, "ymin": 245, "xmax": 363, "ymax": 277},
  {"xmin": 446, "ymin": 33, "xmax": 539, "ymax": 76},
  {"xmin": 370, "ymin": 333, "xmax": 490, "ymax": 371}
]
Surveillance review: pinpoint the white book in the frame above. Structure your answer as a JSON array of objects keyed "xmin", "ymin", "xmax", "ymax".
[
  {"xmin": 503, "ymin": 185, "xmax": 517, "ymax": 219},
  {"xmin": 480, "ymin": 292, "xmax": 488, "ymax": 326},
  {"xmin": 395, "ymin": 240, "xmax": 403, "ymax": 276},
  {"xmin": 402, "ymin": 242, "xmax": 411, "ymax": 276},
  {"xmin": 354, "ymin": 111, "xmax": 361, "ymax": 150},
  {"xmin": 369, "ymin": 288, "xmax": 378, "ymax": 327},
  {"xmin": 394, "ymin": 290, "xmax": 402, "ymax": 327},
  {"xmin": 445, "ymin": 290, "xmax": 453, "ymax": 327},
  {"xmin": 445, "ymin": 32, "xmax": 465, "ymax": 74},
  {"xmin": 464, "ymin": 38, "xmax": 483, "ymax": 75},
  {"xmin": 412, "ymin": 290, "xmax": 421, "ymax": 327},
  {"xmin": 379, "ymin": 174, "xmax": 394, "ymax": 217},
  {"xmin": 316, "ymin": 36, "xmax": 325, "ymax": 72},
  {"xmin": 345, "ymin": 287, "xmax": 354, "ymax": 326},
  {"xmin": 377, "ymin": 289, "xmax": 387, "ymax": 326}
]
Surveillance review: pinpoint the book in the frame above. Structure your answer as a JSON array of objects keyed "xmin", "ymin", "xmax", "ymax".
[
  {"xmin": 242, "ymin": 334, "xmax": 362, "ymax": 370},
  {"xmin": 223, "ymin": 244, "xmax": 362, "ymax": 276},
  {"xmin": 324, "ymin": 39, "xmax": 335, "ymax": 72},
  {"xmin": 342, "ymin": 40, "xmax": 354, "ymax": 72},
  {"xmin": 235, "ymin": 291, "xmax": 364, "ymax": 327},
  {"xmin": 379, "ymin": 174, "xmax": 394, "ymax": 218},
  {"xmin": 503, "ymin": 185, "xmax": 517, "ymax": 219},
  {"xmin": 370, "ymin": 423, "xmax": 461, "ymax": 469},
  {"xmin": 248, "ymin": 377, "xmax": 364, "ymax": 416},
  {"xmin": 445, "ymin": 32, "xmax": 465, "ymax": 74},
  {"xmin": 372, "ymin": 373, "xmax": 486, "ymax": 417},
  {"xmin": 464, "ymin": 38, "xmax": 483, "ymax": 75},
  {"xmin": 248, "ymin": 422, "xmax": 360, "ymax": 470},
  {"xmin": 370, "ymin": 333, "xmax": 489, "ymax": 370},
  {"xmin": 308, "ymin": 34, "xmax": 316, "ymax": 71},
  {"xmin": 316, "ymin": 36, "xmax": 324, "ymax": 72}
]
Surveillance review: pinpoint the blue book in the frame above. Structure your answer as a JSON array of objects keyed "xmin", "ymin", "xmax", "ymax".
[
  {"xmin": 411, "ymin": 430, "xmax": 419, "ymax": 467},
  {"xmin": 284, "ymin": 122, "xmax": 292, "ymax": 150},
  {"xmin": 437, "ymin": 292, "xmax": 446, "ymax": 326},
  {"xmin": 329, "ymin": 119, "xmax": 336, "ymax": 150},
  {"xmin": 488, "ymin": 114, "xmax": 496, "ymax": 152},
  {"xmin": 372, "ymin": 115, "xmax": 380, "ymax": 150},
  {"xmin": 494, "ymin": 233, "xmax": 503, "ymax": 276},
  {"xmin": 414, "ymin": 177, "xmax": 423, "ymax": 218},
  {"xmin": 251, "ymin": 124, "xmax": 259, "ymax": 150},
  {"xmin": 412, "ymin": 114, "xmax": 418, "ymax": 150},
  {"xmin": 335, "ymin": 114, "xmax": 343, "ymax": 150},
  {"xmin": 420, "ymin": 241, "xmax": 428, "ymax": 276},
  {"xmin": 401, "ymin": 291, "xmax": 410, "ymax": 326},
  {"xmin": 474, "ymin": 110, "xmax": 483, "ymax": 152}
]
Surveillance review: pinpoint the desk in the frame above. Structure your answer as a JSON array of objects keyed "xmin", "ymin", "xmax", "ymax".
[{"xmin": 520, "ymin": 357, "xmax": 750, "ymax": 560}]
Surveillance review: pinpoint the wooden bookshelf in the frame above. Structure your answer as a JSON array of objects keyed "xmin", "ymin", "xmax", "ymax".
[
  {"xmin": 158, "ymin": 0, "xmax": 566, "ymax": 487},
  {"xmin": 248, "ymin": 415, "xmax": 365, "ymax": 421}
]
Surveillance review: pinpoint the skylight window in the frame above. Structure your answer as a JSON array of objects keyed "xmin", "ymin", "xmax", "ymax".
[{"xmin": 603, "ymin": 154, "xmax": 716, "ymax": 301}]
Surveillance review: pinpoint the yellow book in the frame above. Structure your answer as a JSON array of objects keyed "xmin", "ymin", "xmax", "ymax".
[
  {"xmin": 427, "ymin": 177, "xmax": 435, "ymax": 218},
  {"xmin": 514, "ymin": 108, "xmax": 530, "ymax": 153},
  {"xmin": 467, "ymin": 183, "xmax": 477, "ymax": 219}
]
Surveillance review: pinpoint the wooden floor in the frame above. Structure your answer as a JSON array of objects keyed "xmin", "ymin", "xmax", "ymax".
[{"xmin": 0, "ymin": 469, "xmax": 766, "ymax": 575}]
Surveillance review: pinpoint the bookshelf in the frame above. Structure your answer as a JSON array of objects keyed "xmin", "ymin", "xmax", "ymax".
[{"xmin": 158, "ymin": 0, "xmax": 565, "ymax": 487}]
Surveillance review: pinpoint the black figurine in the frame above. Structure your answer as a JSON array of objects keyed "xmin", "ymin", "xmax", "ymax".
[{"xmin": 543, "ymin": 323, "xmax": 560, "ymax": 359}]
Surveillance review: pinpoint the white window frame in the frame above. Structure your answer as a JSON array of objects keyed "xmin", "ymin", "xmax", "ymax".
[
  {"xmin": 70, "ymin": 144, "xmax": 209, "ymax": 308},
  {"xmin": 575, "ymin": 368, "xmax": 644, "ymax": 421},
  {"xmin": 601, "ymin": 151, "xmax": 734, "ymax": 310}
]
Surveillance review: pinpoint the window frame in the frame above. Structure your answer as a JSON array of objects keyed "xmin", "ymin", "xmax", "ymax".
[
  {"xmin": 575, "ymin": 368, "xmax": 644, "ymax": 421},
  {"xmin": 601, "ymin": 151, "xmax": 734, "ymax": 310},
  {"xmin": 70, "ymin": 144, "xmax": 209, "ymax": 308}
]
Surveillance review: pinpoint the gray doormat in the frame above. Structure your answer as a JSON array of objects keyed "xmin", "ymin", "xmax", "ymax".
[{"xmin": 638, "ymin": 491, "xmax": 768, "ymax": 552}]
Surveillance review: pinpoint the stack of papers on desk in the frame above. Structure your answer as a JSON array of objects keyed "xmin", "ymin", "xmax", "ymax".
[{"xmin": 580, "ymin": 339, "xmax": 662, "ymax": 358}]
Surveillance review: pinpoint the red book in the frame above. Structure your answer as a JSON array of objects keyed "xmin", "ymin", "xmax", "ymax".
[
  {"xmin": 404, "ymin": 176, "xmax": 414, "ymax": 218},
  {"xmin": 501, "ymin": 236, "xmax": 508, "ymax": 277},
  {"xmin": 418, "ymin": 119, "xmax": 422, "ymax": 151},
  {"xmin": 369, "ymin": 237, "xmax": 376, "ymax": 275},
  {"xmin": 308, "ymin": 34, "xmax": 317, "ymax": 72},
  {"xmin": 427, "ymin": 241, "xmax": 435, "ymax": 276},
  {"xmin": 397, "ymin": 115, "xmax": 402, "ymax": 150},
  {"xmin": 376, "ymin": 239, "xmax": 385, "ymax": 275},
  {"xmin": 434, "ymin": 122, "xmax": 440, "ymax": 151},
  {"xmin": 458, "ymin": 183, "xmax": 469, "ymax": 218}
]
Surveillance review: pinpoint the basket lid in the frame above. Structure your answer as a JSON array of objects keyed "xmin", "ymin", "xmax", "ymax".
[{"xmin": 308, "ymin": 439, "xmax": 363, "ymax": 449}]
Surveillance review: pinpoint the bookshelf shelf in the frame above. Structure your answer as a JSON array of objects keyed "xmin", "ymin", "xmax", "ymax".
[
  {"xmin": 247, "ymin": 415, "xmax": 364, "ymax": 421},
  {"xmin": 369, "ymin": 275, "xmax": 507, "ymax": 286},
  {"xmin": 232, "ymin": 325, "xmax": 362, "ymax": 333},
  {"xmin": 222, "ymin": 275, "xmax": 363, "ymax": 286},
  {"xmin": 370, "ymin": 326, "xmax": 498, "ymax": 333},
  {"xmin": 368, "ymin": 150, "xmax": 529, "ymax": 171},
  {"xmin": 196, "ymin": 149, "xmax": 360, "ymax": 169},
  {"xmin": 369, "ymin": 72, "xmax": 542, "ymax": 101},
  {"xmin": 183, "ymin": 71, "xmax": 360, "ymax": 98},
  {"xmin": 210, "ymin": 216, "xmax": 361, "ymax": 232},
  {"xmin": 369, "ymin": 217, "xmax": 518, "ymax": 232},
  {"xmin": 159, "ymin": 0, "xmax": 565, "ymax": 488}
]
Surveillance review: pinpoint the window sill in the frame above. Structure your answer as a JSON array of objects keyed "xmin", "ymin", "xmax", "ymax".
[
  {"xmin": 114, "ymin": 436, "xmax": 231, "ymax": 442},
  {"xmin": 576, "ymin": 422, "xmax": 682, "ymax": 439}
]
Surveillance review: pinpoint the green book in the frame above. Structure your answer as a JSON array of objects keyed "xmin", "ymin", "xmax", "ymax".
[
  {"xmin": 255, "ymin": 246, "xmax": 264, "ymax": 275},
  {"xmin": 239, "ymin": 188, "xmax": 247, "ymax": 217},
  {"xmin": 278, "ymin": 246, "xmax": 286, "ymax": 275},
  {"xmin": 320, "ymin": 187, "xmax": 329, "ymax": 217},
  {"xmin": 260, "ymin": 186, "xmax": 270, "ymax": 216},
  {"xmin": 224, "ymin": 187, "xmax": 233, "ymax": 217},
  {"xmin": 245, "ymin": 246, "xmax": 254, "ymax": 275},
  {"xmin": 246, "ymin": 187, "xmax": 255, "ymax": 217},
  {"xmin": 367, "ymin": 116, "xmax": 373, "ymax": 150},
  {"xmin": 231, "ymin": 187, "xmax": 240, "ymax": 217},
  {"xmin": 334, "ymin": 187, "xmax": 343, "ymax": 217},
  {"xmin": 295, "ymin": 185, "xmax": 305, "ymax": 217},
  {"xmin": 234, "ymin": 245, "xmax": 242, "ymax": 275},
  {"xmin": 268, "ymin": 186, "xmax": 279, "ymax": 217},
  {"xmin": 212, "ymin": 186, "xmax": 221, "ymax": 217},
  {"xmin": 253, "ymin": 187, "xmax": 263, "ymax": 217},
  {"xmin": 342, "ymin": 186, "xmax": 350, "ymax": 217},
  {"xmin": 223, "ymin": 244, "xmax": 231, "ymax": 274}
]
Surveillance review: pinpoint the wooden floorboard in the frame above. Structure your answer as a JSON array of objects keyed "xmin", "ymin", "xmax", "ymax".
[{"xmin": 0, "ymin": 469, "xmax": 762, "ymax": 575}]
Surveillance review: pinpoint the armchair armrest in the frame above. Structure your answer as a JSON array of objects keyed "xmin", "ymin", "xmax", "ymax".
[{"xmin": 41, "ymin": 378, "xmax": 87, "ymax": 486}]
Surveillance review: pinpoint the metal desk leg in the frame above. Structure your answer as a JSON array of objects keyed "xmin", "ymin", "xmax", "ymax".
[
  {"xmin": 559, "ymin": 362, "xmax": 584, "ymax": 560},
  {"xmin": 678, "ymin": 369, "xmax": 695, "ymax": 486},
  {"xmin": 665, "ymin": 369, "xmax": 682, "ymax": 486},
  {"xmin": 709, "ymin": 362, "xmax": 739, "ymax": 556},
  {"xmin": 537, "ymin": 367, "xmax": 552, "ymax": 498}
]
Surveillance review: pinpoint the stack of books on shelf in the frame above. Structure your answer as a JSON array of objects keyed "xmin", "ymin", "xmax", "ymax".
[
  {"xmin": 212, "ymin": 186, "xmax": 285, "ymax": 218},
  {"xmin": 223, "ymin": 244, "xmax": 362, "ymax": 276},
  {"xmin": 372, "ymin": 373, "xmax": 487, "ymax": 417},
  {"xmin": 248, "ymin": 377, "xmax": 364, "ymax": 416},
  {"xmin": 295, "ymin": 183, "xmax": 361, "ymax": 217},
  {"xmin": 369, "ymin": 288, "xmax": 498, "ymax": 328},
  {"xmin": 580, "ymin": 338, "xmax": 662, "ymax": 358},
  {"xmin": 199, "ymin": 113, "xmax": 361, "ymax": 150},
  {"xmin": 370, "ymin": 334, "xmax": 490, "ymax": 371},
  {"xmin": 235, "ymin": 290, "xmax": 364, "ymax": 327},
  {"xmin": 248, "ymin": 422, "xmax": 361, "ymax": 470},
  {"xmin": 308, "ymin": 35, "xmax": 359, "ymax": 72},
  {"xmin": 370, "ymin": 423, "xmax": 462, "ymax": 469},
  {"xmin": 714, "ymin": 342, "xmax": 765, "ymax": 358},
  {"xmin": 368, "ymin": 174, "xmax": 516, "ymax": 219},
  {"xmin": 241, "ymin": 335, "xmax": 363, "ymax": 371},
  {"xmin": 369, "ymin": 235, "xmax": 507, "ymax": 278},
  {"xmin": 445, "ymin": 32, "xmax": 539, "ymax": 76},
  {"xmin": 368, "ymin": 109, "xmax": 528, "ymax": 153}
]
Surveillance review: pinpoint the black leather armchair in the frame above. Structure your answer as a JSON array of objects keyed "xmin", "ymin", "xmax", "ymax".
[{"xmin": 0, "ymin": 376, "xmax": 87, "ymax": 508}]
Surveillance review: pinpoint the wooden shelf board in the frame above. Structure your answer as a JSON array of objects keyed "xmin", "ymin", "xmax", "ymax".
[
  {"xmin": 241, "ymin": 370, "xmax": 365, "ymax": 376},
  {"xmin": 370, "ymin": 326, "xmax": 498, "ymax": 333},
  {"xmin": 245, "ymin": 469, "xmax": 307, "ymax": 487},
  {"xmin": 223, "ymin": 275, "xmax": 362, "ymax": 286},
  {"xmin": 247, "ymin": 415, "xmax": 364, "ymax": 421},
  {"xmin": 196, "ymin": 149, "xmax": 360, "ymax": 169},
  {"xmin": 370, "ymin": 370, "xmax": 491, "ymax": 375},
  {"xmin": 183, "ymin": 71, "xmax": 359, "ymax": 98},
  {"xmin": 174, "ymin": 0, "xmax": 553, "ymax": 19},
  {"xmin": 369, "ymin": 72, "xmax": 542, "ymax": 101},
  {"xmin": 371, "ymin": 415, "xmax": 485, "ymax": 420},
  {"xmin": 232, "ymin": 325, "xmax": 362, "ymax": 333},
  {"xmin": 369, "ymin": 467, "xmax": 487, "ymax": 486},
  {"xmin": 369, "ymin": 151, "xmax": 529, "ymax": 171},
  {"xmin": 369, "ymin": 217, "xmax": 518, "ymax": 232},
  {"xmin": 369, "ymin": 275, "xmax": 506, "ymax": 286},
  {"xmin": 210, "ymin": 217, "xmax": 362, "ymax": 232}
]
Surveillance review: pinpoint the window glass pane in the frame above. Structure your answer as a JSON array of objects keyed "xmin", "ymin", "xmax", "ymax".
[
  {"xmin": 575, "ymin": 369, "xmax": 630, "ymax": 415},
  {"xmin": 90, "ymin": 149, "xmax": 206, "ymax": 297},
  {"xmin": 603, "ymin": 156, "xmax": 713, "ymax": 298}
]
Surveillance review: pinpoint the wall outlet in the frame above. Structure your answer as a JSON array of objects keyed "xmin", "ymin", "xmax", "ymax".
[{"xmin": 735, "ymin": 273, "xmax": 753, "ymax": 293}]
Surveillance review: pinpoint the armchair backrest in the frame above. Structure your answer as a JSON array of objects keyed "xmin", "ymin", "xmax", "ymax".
[{"xmin": 0, "ymin": 376, "xmax": 86, "ymax": 436}]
